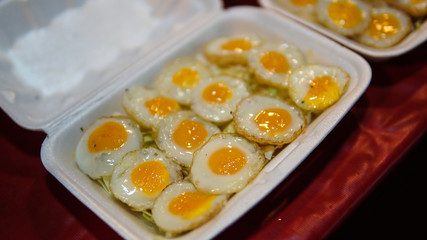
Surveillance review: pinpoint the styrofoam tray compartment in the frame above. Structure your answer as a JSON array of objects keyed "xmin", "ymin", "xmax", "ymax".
[
  {"xmin": 260, "ymin": 0, "xmax": 427, "ymax": 61},
  {"xmin": 39, "ymin": 5, "xmax": 371, "ymax": 240}
]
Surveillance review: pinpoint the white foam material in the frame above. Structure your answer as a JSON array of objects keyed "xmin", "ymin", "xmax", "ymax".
[{"xmin": 7, "ymin": 0, "xmax": 159, "ymax": 96}]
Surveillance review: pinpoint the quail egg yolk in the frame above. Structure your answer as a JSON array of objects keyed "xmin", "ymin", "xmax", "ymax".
[
  {"xmin": 254, "ymin": 108, "xmax": 292, "ymax": 135},
  {"xmin": 172, "ymin": 120, "xmax": 208, "ymax": 150},
  {"xmin": 368, "ymin": 13, "xmax": 400, "ymax": 39},
  {"xmin": 88, "ymin": 121, "xmax": 127, "ymax": 153},
  {"xmin": 168, "ymin": 192, "xmax": 217, "ymax": 219},
  {"xmin": 208, "ymin": 146, "xmax": 247, "ymax": 175},
  {"xmin": 145, "ymin": 97, "xmax": 180, "ymax": 117},
  {"xmin": 131, "ymin": 161, "xmax": 170, "ymax": 196},
  {"xmin": 304, "ymin": 75, "xmax": 340, "ymax": 109},
  {"xmin": 412, "ymin": 0, "xmax": 426, "ymax": 4},
  {"xmin": 202, "ymin": 82, "xmax": 233, "ymax": 104},
  {"xmin": 328, "ymin": 1, "xmax": 362, "ymax": 28},
  {"xmin": 290, "ymin": 0, "xmax": 316, "ymax": 6},
  {"xmin": 172, "ymin": 68, "xmax": 200, "ymax": 90},
  {"xmin": 221, "ymin": 39, "xmax": 252, "ymax": 52},
  {"xmin": 260, "ymin": 51, "xmax": 289, "ymax": 73}
]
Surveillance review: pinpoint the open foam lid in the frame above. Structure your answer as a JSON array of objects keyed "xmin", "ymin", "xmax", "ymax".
[{"xmin": 0, "ymin": 0, "xmax": 221, "ymax": 131}]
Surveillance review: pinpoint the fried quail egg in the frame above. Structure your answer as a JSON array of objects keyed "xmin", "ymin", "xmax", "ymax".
[
  {"xmin": 152, "ymin": 181, "xmax": 228, "ymax": 235},
  {"xmin": 110, "ymin": 147, "xmax": 182, "ymax": 211},
  {"xmin": 156, "ymin": 111, "xmax": 221, "ymax": 168},
  {"xmin": 190, "ymin": 133, "xmax": 266, "ymax": 194},
  {"xmin": 316, "ymin": 0, "xmax": 372, "ymax": 36},
  {"xmin": 121, "ymin": 87, "xmax": 180, "ymax": 130},
  {"xmin": 75, "ymin": 116, "xmax": 143, "ymax": 180},
  {"xmin": 155, "ymin": 57, "xmax": 212, "ymax": 106},
  {"xmin": 247, "ymin": 41, "xmax": 306, "ymax": 89},
  {"xmin": 288, "ymin": 64, "xmax": 350, "ymax": 112},
  {"xmin": 203, "ymin": 33, "xmax": 262, "ymax": 67},
  {"xmin": 355, "ymin": 6, "xmax": 412, "ymax": 48},
  {"xmin": 385, "ymin": 0, "xmax": 427, "ymax": 17},
  {"xmin": 233, "ymin": 95, "xmax": 307, "ymax": 145},
  {"xmin": 275, "ymin": 0, "xmax": 318, "ymax": 20},
  {"xmin": 191, "ymin": 76, "xmax": 250, "ymax": 123}
]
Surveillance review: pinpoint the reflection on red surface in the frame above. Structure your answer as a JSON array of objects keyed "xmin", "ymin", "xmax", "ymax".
[{"xmin": 1, "ymin": 1, "xmax": 426, "ymax": 239}]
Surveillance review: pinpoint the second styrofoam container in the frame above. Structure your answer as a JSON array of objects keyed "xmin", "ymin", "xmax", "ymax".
[
  {"xmin": 35, "ymin": 4, "xmax": 372, "ymax": 240},
  {"xmin": 260, "ymin": 0, "xmax": 427, "ymax": 61}
]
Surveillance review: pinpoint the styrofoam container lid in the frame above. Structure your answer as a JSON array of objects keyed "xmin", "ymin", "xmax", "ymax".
[
  {"xmin": 260, "ymin": 0, "xmax": 427, "ymax": 61},
  {"xmin": 0, "ymin": 0, "xmax": 221, "ymax": 132},
  {"xmin": 40, "ymin": 4, "xmax": 371, "ymax": 240}
]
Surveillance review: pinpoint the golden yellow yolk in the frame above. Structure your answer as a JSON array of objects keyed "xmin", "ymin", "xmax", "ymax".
[
  {"xmin": 131, "ymin": 161, "xmax": 170, "ymax": 196},
  {"xmin": 304, "ymin": 75, "xmax": 340, "ymax": 110},
  {"xmin": 169, "ymin": 192, "xmax": 217, "ymax": 219},
  {"xmin": 328, "ymin": 1, "xmax": 363, "ymax": 28},
  {"xmin": 221, "ymin": 39, "xmax": 252, "ymax": 52},
  {"xmin": 260, "ymin": 51, "xmax": 289, "ymax": 73},
  {"xmin": 88, "ymin": 121, "xmax": 127, "ymax": 153},
  {"xmin": 254, "ymin": 108, "xmax": 292, "ymax": 135},
  {"xmin": 208, "ymin": 146, "xmax": 247, "ymax": 175},
  {"xmin": 290, "ymin": 0, "xmax": 316, "ymax": 6},
  {"xmin": 202, "ymin": 82, "xmax": 232, "ymax": 104},
  {"xmin": 172, "ymin": 68, "xmax": 200, "ymax": 89},
  {"xmin": 368, "ymin": 13, "xmax": 400, "ymax": 39},
  {"xmin": 145, "ymin": 97, "xmax": 180, "ymax": 117},
  {"xmin": 411, "ymin": 0, "xmax": 426, "ymax": 4},
  {"xmin": 172, "ymin": 120, "xmax": 208, "ymax": 150}
]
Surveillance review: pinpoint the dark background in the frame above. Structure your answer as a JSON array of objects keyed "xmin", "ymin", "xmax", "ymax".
[{"xmin": 327, "ymin": 133, "xmax": 427, "ymax": 240}]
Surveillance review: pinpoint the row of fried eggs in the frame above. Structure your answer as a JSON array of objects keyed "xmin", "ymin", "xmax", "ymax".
[
  {"xmin": 275, "ymin": 0, "xmax": 427, "ymax": 48},
  {"xmin": 74, "ymin": 33, "xmax": 350, "ymax": 236}
]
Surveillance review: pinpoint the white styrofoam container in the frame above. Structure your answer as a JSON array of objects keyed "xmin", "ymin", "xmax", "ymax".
[
  {"xmin": 0, "ymin": 0, "xmax": 371, "ymax": 239},
  {"xmin": 0, "ymin": 0, "xmax": 221, "ymax": 131},
  {"xmin": 260, "ymin": 0, "xmax": 427, "ymax": 61}
]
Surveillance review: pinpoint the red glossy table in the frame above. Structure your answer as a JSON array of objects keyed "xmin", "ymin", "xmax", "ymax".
[{"xmin": 1, "ymin": 2, "xmax": 426, "ymax": 240}]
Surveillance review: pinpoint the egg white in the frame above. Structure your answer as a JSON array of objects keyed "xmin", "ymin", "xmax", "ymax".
[
  {"xmin": 151, "ymin": 181, "xmax": 228, "ymax": 235},
  {"xmin": 155, "ymin": 57, "xmax": 212, "ymax": 106},
  {"xmin": 233, "ymin": 95, "xmax": 307, "ymax": 145},
  {"xmin": 247, "ymin": 41, "xmax": 306, "ymax": 89},
  {"xmin": 156, "ymin": 110, "xmax": 221, "ymax": 168},
  {"xmin": 385, "ymin": 0, "xmax": 427, "ymax": 17},
  {"xmin": 315, "ymin": 0, "xmax": 372, "ymax": 36},
  {"xmin": 191, "ymin": 76, "xmax": 250, "ymax": 123},
  {"xmin": 288, "ymin": 64, "xmax": 350, "ymax": 112},
  {"xmin": 275, "ymin": 0, "xmax": 318, "ymax": 21},
  {"xmin": 203, "ymin": 33, "xmax": 262, "ymax": 67},
  {"xmin": 75, "ymin": 116, "xmax": 143, "ymax": 180},
  {"xmin": 190, "ymin": 133, "xmax": 266, "ymax": 194},
  {"xmin": 110, "ymin": 147, "xmax": 183, "ymax": 211},
  {"xmin": 121, "ymin": 87, "xmax": 180, "ymax": 130}
]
